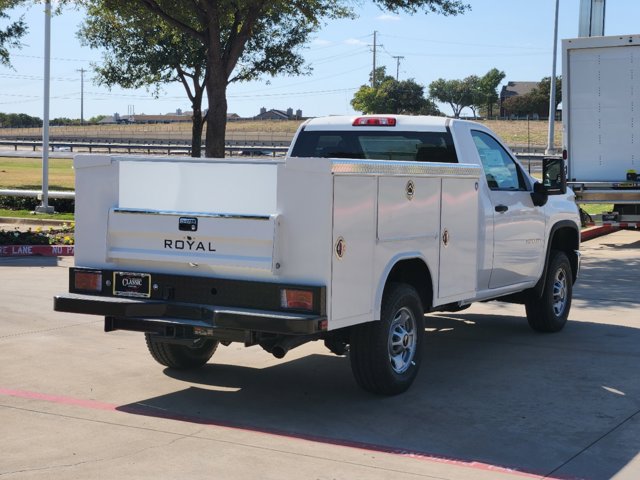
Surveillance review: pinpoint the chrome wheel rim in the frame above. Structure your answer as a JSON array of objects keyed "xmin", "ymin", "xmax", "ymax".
[
  {"xmin": 388, "ymin": 307, "xmax": 417, "ymax": 374},
  {"xmin": 552, "ymin": 267, "xmax": 568, "ymax": 317}
]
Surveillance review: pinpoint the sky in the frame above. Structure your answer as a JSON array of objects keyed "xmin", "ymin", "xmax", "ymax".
[{"xmin": 1, "ymin": 0, "xmax": 640, "ymax": 120}]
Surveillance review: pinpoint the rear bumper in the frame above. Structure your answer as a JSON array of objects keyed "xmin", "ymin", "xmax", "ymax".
[{"xmin": 54, "ymin": 293, "xmax": 327, "ymax": 336}]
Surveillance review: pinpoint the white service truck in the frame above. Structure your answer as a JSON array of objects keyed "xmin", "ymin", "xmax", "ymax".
[
  {"xmin": 54, "ymin": 115, "xmax": 581, "ymax": 395},
  {"xmin": 562, "ymin": 34, "xmax": 640, "ymax": 224}
]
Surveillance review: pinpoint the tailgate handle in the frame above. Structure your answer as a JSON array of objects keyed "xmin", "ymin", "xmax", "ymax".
[{"xmin": 495, "ymin": 204, "xmax": 509, "ymax": 213}]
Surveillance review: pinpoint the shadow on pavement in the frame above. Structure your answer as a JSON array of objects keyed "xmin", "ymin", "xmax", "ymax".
[
  {"xmin": 117, "ymin": 313, "xmax": 640, "ymax": 480},
  {"xmin": 0, "ymin": 256, "xmax": 60, "ymax": 267}
]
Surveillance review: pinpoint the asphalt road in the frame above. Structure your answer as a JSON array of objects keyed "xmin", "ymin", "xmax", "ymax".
[{"xmin": 0, "ymin": 231, "xmax": 639, "ymax": 480}]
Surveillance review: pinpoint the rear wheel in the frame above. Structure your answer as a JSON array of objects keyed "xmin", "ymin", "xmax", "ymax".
[
  {"xmin": 145, "ymin": 334, "xmax": 218, "ymax": 369},
  {"xmin": 526, "ymin": 250, "xmax": 572, "ymax": 332},
  {"xmin": 350, "ymin": 283, "xmax": 424, "ymax": 395}
]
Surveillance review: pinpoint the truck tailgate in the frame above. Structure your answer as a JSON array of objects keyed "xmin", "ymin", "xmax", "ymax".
[{"xmin": 107, "ymin": 209, "xmax": 280, "ymax": 272}]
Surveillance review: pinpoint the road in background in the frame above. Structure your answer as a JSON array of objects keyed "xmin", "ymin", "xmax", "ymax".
[{"xmin": 0, "ymin": 231, "xmax": 639, "ymax": 480}]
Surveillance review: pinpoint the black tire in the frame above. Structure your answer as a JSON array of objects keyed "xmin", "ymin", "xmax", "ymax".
[
  {"xmin": 525, "ymin": 250, "xmax": 572, "ymax": 332},
  {"xmin": 145, "ymin": 334, "xmax": 218, "ymax": 369},
  {"xmin": 350, "ymin": 283, "xmax": 424, "ymax": 395}
]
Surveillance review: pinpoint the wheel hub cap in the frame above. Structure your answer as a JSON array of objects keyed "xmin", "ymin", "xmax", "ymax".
[
  {"xmin": 552, "ymin": 268, "xmax": 568, "ymax": 317},
  {"xmin": 388, "ymin": 307, "xmax": 417, "ymax": 374}
]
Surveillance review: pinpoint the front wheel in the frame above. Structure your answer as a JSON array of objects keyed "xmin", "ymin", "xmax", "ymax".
[
  {"xmin": 525, "ymin": 250, "xmax": 573, "ymax": 332},
  {"xmin": 350, "ymin": 283, "xmax": 424, "ymax": 395},
  {"xmin": 145, "ymin": 334, "xmax": 218, "ymax": 369}
]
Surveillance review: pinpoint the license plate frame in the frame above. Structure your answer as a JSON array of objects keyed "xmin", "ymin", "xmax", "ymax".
[{"xmin": 113, "ymin": 272, "xmax": 151, "ymax": 298}]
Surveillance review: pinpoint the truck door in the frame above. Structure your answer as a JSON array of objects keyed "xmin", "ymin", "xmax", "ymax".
[{"xmin": 470, "ymin": 130, "xmax": 546, "ymax": 289}]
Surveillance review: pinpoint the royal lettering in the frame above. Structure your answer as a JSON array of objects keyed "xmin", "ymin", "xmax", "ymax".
[{"xmin": 163, "ymin": 239, "xmax": 216, "ymax": 252}]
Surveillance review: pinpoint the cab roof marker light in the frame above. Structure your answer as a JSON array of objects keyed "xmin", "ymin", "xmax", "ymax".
[{"xmin": 352, "ymin": 117, "xmax": 397, "ymax": 127}]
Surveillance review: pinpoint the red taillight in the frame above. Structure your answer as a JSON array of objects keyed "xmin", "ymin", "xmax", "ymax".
[
  {"xmin": 74, "ymin": 270, "xmax": 102, "ymax": 292},
  {"xmin": 352, "ymin": 116, "xmax": 397, "ymax": 127},
  {"xmin": 562, "ymin": 149, "xmax": 568, "ymax": 160},
  {"xmin": 281, "ymin": 289, "xmax": 314, "ymax": 311}
]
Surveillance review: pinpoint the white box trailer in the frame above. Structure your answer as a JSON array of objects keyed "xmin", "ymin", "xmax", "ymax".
[{"xmin": 562, "ymin": 34, "xmax": 640, "ymax": 222}]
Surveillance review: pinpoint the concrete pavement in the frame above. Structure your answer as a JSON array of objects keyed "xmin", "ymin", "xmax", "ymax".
[{"xmin": 0, "ymin": 231, "xmax": 639, "ymax": 479}]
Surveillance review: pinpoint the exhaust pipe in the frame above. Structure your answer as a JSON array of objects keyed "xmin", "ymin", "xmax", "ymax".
[{"xmin": 265, "ymin": 335, "xmax": 314, "ymax": 359}]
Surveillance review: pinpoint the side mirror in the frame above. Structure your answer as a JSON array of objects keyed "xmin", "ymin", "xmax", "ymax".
[
  {"xmin": 541, "ymin": 157, "xmax": 567, "ymax": 195},
  {"xmin": 531, "ymin": 158, "xmax": 566, "ymax": 207},
  {"xmin": 531, "ymin": 182, "xmax": 548, "ymax": 207}
]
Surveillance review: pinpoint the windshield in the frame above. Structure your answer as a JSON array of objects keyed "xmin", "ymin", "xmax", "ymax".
[{"xmin": 290, "ymin": 130, "xmax": 458, "ymax": 163}]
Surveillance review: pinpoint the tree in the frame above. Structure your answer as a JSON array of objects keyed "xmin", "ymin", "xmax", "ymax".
[
  {"xmin": 502, "ymin": 76, "xmax": 562, "ymax": 118},
  {"xmin": 96, "ymin": 0, "xmax": 470, "ymax": 157},
  {"xmin": 430, "ymin": 70, "xmax": 504, "ymax": 118},
  {"xmin": 351, "ymin": 67, "xmax": 443, "ymax": 116},
  {"xmin": 0, "ymin": 111, "xmax": 41, "ymax": 127},
  {"xmin": 0, "ymin": 0, "xmax": 27, "ymax": 66},
  {"xmin": 79, "ymin": 2, "xmax": 210, "ymax": 157},
  {"xmin": 369, "ymin": 65, "xmax": 394, "ymax": 88},
  {"xmin": 429, "ymin": 77, "xmax": 474, "ymax": 118},
  {"xmin": 538, "ymin": 76, "xmax": 562, "ymax": 109},
  {"xmin": 464, "ymin": 75, "xmax": 482, "ymax": 118},
  {"xmin": 476, "ymin": 68, "xmax": 505, "ymax": 118}
]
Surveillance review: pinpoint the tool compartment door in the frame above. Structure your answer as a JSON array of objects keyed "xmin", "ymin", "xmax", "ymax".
[
  {"xmin": 330, "ymin": 176, "xmax": 376, "ymax": 326},
  {"xmin": 438, "ymin": 177, "xmax": 478, "ymax": 301}
]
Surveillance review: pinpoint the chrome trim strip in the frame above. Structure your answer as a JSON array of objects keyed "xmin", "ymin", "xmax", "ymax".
[
  {"xmin": 331, "ymin": 160, "xmax": 482, "ymax": 177},
  {"xmin": 112, "ymin": 208, "xmax": 272, "ymax": 221}
]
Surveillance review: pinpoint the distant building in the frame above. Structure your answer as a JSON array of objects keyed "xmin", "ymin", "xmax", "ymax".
[
  {"xmin": 97, "ymin": 110, "xmax": 241, "ymax": 124},
  {"xmin": 99, "ymin": 112, "xmax": 193, "ymax": 125},
  {"xmin": 254, "ymin": 107, "xmax": 302, "ymax": 120},
  {"xmin": 499, "ymin": 81, "xmax": 538, "ymax": 117}
]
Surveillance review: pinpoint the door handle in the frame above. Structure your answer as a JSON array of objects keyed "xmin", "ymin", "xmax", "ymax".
[{"xmin": 495, "ymin": 204, "xmax": 509, "ymax": 213}]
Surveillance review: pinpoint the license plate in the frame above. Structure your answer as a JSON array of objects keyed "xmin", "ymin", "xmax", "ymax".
[{"xmin": 113, "ymin": 272, "xmax": 151, "ymax": 298}]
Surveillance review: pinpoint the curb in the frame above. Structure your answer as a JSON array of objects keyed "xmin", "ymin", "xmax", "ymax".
[
  {"xmin": 581, "ymin": 225, "xmax": 619, "ymax": 242},
  {"xmin": 0, "ymin": 245, "xmax": 74, "ymax": 257}
]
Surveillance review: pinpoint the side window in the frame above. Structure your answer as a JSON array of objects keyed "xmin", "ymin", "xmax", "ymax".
[{"xmin": 471, "ymin": 130, "xmax": 525, "ymax": 191}]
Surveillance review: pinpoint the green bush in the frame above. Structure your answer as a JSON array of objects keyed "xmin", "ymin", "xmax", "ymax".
[{"xmin": 0, "ymin": 195, "xmax": 75, "ymax": 213}]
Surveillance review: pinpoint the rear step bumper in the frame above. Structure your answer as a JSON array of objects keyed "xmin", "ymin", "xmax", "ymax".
[{"xmin": 54, "ymin": 293, "xmax": 327, "ymax": 335}]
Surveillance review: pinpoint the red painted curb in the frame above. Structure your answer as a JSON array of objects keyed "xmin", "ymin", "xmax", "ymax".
[
  {"xmin": 580, "ymin": 225, "xmax": 619, "ymax": 242},
  {"xmin": 0, "ymin": 387, "xmax": 570, "ymax": 480},
  {"xmin": 0, "ymin": 245, "xmax": 74, "ymax": 257}
]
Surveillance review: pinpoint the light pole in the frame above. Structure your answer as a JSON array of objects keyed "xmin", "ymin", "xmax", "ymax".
[
  {"xmin": 77, "ymin": 68, "xmax": 85, "ymax": 125},
  {"xmin": 36, "ymin": 0, "xmax": 54, "ymax": 214},
  {"xmin": 546, "ymin": 0, "xmax": 560, "ymax": 156}
]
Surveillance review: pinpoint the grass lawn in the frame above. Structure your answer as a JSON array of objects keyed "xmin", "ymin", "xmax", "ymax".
[
  {"xmin": 0, "ymin": 208, "xmax": 74, "ymax": 221},
  {"xmin": 0, "ymin": 157, "xmax": 74, "ymax": 190},
  {"xmin": 580, "ymin": 203, "xmax": 614, "ymax": 215}
]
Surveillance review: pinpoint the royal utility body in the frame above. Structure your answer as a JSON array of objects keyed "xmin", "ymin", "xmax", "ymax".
[{"xmin": 55, "ymin": 115, "xmax": 581, "ymax": 395}]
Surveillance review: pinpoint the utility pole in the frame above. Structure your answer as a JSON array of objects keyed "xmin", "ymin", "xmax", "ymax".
[
  {"xmin": 392, "ymin": 55, "xmax": 404, "ymax": 80},
  {"xmin": 77, "ymin": 68, "xmax": 85, "ymax": 125},
  {"xmin": 372, "ymin": 30, "xmax": 377, "ymax": 88}
]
